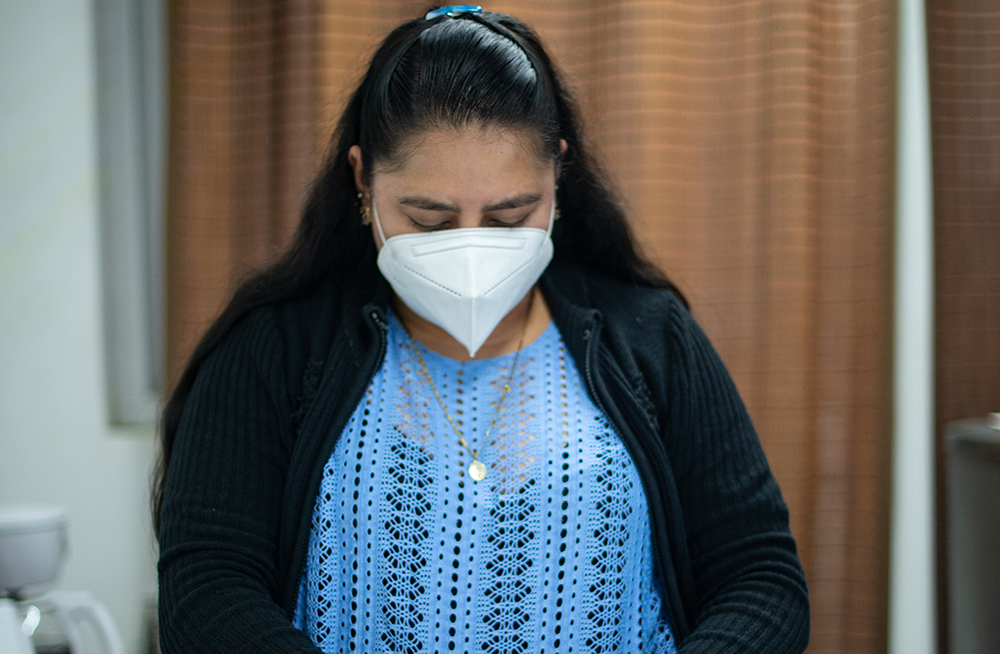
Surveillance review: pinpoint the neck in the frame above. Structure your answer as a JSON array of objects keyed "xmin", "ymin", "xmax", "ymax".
[{"xmin": 393, "ymin": 286, "xmax": 552, "ymax": 362}]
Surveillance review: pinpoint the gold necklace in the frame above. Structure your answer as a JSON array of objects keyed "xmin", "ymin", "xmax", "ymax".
[{"xmin": 403, "ymin": 295, "xmax": 531, "ymax": 482}]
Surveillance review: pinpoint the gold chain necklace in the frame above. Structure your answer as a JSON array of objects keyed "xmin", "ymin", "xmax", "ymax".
[{"xmin": 402, "ymin": 294, "xmax": 531, "ymax": 482}]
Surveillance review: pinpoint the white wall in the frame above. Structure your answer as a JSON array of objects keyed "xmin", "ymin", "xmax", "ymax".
[{"xmin": 0, "ymin": 1, "xmax": 159, "ymax": 653}]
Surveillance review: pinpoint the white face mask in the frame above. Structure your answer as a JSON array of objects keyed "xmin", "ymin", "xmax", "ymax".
[{"xmin": 373, "ymin": 198, "xmax": 555, "ymax": 357}]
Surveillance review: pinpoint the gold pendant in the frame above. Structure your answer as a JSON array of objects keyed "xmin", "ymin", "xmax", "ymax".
[{"xmin": 468, "ymin": 459, "xmax": 487, "ymax": 482}]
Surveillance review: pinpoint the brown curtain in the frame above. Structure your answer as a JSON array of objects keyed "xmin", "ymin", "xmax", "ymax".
[
  {"xmin": 167, "ymin": 2, "xmax": 897, "ymax": 651},
  {"xmin": 926, "ymin": 2, "xmax": 1000, "ymax": 652}
]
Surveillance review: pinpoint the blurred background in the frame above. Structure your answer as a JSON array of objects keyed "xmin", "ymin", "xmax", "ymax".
[{"xmin": 0, "ymin": 1, "xmax": 997, "ymax": 653}]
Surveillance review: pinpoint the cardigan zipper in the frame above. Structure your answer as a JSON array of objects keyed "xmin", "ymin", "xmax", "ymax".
[
  {"xmin": 581, "ymin": 315, "xmax": 682, "ymax": 639},
  {"xmin": 369, "ymin": 309, "xmax": 389, "ymax": 339},
  {"xmin": 286, "ymin": 306, "xmax": 389, "ymax": 616}
]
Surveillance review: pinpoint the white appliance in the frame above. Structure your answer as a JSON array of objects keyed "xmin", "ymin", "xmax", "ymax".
[
  {"xmin": 0, "ymin": 506, "xmax": 125, "ymax": 654},
  {"xmin": 0, "ymin": 598, "xmax": 34, "ymax": 654}
]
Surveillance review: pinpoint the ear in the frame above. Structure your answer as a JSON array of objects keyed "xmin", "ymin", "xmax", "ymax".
[{"xmin": 348, "ymin": 145, "xmax": 370, "ymax": 197}]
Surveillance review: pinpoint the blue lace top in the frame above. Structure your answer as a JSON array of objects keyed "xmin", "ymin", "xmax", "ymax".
[{"xmin": 293, "ymin": 312, "xmax": 677, "ymax": 653}]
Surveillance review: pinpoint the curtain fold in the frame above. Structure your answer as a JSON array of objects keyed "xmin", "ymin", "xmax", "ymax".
[
  {"xmin": 166, "ymin": 2, "xmax": 896, "ymax": 651},
  {"xmin": 926, "ymin": 2, "xmax": 1000, "ymax": 652}
]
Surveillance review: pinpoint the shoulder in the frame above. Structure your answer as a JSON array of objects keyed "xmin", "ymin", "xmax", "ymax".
[
  {"xmin": 184, "ymin": 304, "xmax": 289, "ymax": 415},
  {"xmin": 183, "ymin": 273, "xmax": 350, "ymax": 416},
  {"xmin": 542, "ymin": 262, "xmax": 695, "ymax": 360},
  {"xmin": 542, "ymin": 263, "xmax": 734, "ymax": 424},
  {"xmin": 218, "ymin": 269, "xmax": 387, "ymax": 375}
]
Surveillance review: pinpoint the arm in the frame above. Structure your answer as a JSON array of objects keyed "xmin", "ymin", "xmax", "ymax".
[
  {"xmin": 157, "ymin": 308, "xmax": 321, "ymax": 654},
  {"xmin": 664, "ymin": 301, "xmax": 810, "ymax": 654}
]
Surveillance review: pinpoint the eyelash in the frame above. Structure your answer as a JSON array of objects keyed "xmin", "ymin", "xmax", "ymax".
[
  {"xmin": 407, "ymin": 217, "xmax": 448, "ymax": 232},
  {"xmin": 407, "ymin": 214, "xmax": 530, "ymax": 231},
  {"xmin": 491, "ymin": 215, "xmax": 530, "ymax": 228}
]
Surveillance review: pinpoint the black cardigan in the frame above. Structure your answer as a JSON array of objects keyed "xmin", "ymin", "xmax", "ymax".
[{"xmin": 158, "ymin": 263, "xmax": 809, "ymax": 653}]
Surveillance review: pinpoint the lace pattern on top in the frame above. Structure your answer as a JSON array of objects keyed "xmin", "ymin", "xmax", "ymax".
[{"xmin": 293, "ymin": 313, "xmax": 677, "ymax": 654}]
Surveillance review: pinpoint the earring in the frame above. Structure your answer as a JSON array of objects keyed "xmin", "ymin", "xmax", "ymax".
[{"xmin": 358, "ymin": 192, "xmax": 372, "ymax": 226}]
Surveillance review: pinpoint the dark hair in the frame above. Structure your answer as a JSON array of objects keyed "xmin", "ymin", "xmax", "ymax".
[{"xmin": 153, "ymin": 9, "xmax": 686, "ymax": 534}]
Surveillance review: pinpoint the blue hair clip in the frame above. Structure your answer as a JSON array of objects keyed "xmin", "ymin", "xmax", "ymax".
[{"xmin": 425, "ymin": 5, "xmax": 483, "ymax": 20}]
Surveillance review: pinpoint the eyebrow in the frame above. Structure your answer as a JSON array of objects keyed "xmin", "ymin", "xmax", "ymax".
[{"xmin": 397, "ymin": 192, "xmax": 543, "ymax": 213}]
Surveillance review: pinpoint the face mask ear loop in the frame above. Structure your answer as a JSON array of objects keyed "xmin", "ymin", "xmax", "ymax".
[
  {"xmin": 371, "ymin": 194, "xmax": 390, "ymax": 248},
  {"xmin": 546, "ymin": 198, "xmax": 556, "ymax": 237}
]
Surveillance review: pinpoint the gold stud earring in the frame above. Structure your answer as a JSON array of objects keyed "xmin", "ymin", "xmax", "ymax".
[{"xmin": 357, "ymin": 192, "xmax": 372, "ymax": 226}]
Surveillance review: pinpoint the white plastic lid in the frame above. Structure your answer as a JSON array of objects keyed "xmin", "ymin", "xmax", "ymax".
[{"xmin": 0, "ymin": 506, "xmax": 67, "ymax": 535}]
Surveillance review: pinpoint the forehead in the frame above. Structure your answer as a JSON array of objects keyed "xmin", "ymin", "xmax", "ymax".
[{"xmin": 372, "ymin": 127, "xmax": 554, "ymax": 194}]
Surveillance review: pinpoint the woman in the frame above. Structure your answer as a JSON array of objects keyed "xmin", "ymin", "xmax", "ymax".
[{"xmin": 155, "ymin": 7, "xmax": 809, "ymax": 654}]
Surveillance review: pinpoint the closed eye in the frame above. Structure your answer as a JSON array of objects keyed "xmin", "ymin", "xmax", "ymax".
[
  {"xmin": 397, "ymin": 192, "xmax": 544, "ymax": 229},
  {"xmin": 406, "ymin": 214, "xmax": 452, "ymax": 231},
  {"xmin": 486, "ymin": 213, "xmax": 531, "ymax": 228}
]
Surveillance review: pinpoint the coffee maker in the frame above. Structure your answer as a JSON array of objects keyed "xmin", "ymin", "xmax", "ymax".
[{"xmin": 0, "ymin": 506, "xmax": 125, "ymax": 654}]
